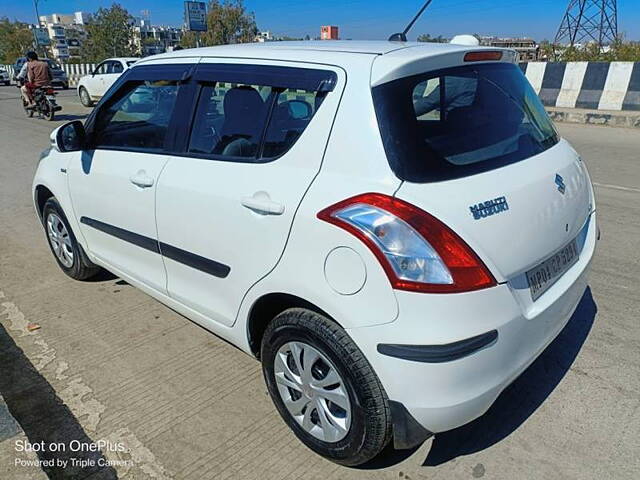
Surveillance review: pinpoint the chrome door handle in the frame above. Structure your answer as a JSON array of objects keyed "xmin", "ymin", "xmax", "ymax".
[
  {"xmin": 241, "ymin": 192, "xmax": 285, "ymax": 215},
  {"xmin": 129, "ymin": 170, "xmax": 154, "ymax": 188}
]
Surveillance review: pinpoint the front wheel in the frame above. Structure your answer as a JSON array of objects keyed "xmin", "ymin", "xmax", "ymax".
[
  {"xmin": 261, "ymin": 308, "xmax": 392, "ymax": 466},
  {"xmin": 42, "ymin": 198, "xmax": 101, "ymax": 280}
]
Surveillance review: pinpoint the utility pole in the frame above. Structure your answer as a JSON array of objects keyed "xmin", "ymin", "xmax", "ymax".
[{"xmin": 554, "ymin": 0, "xmax": 618, "ymax": 48}]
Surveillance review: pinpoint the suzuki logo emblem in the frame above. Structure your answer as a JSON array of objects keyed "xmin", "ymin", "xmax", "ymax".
[{"xmin": 555, "ymin": 174, "xmax": 566, "ymax": 194}]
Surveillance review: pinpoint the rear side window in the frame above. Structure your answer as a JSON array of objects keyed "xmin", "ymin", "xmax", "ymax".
[
  {"xmin": 93, "ymin": 80, "xmax": 179, "ymax": 151},
  {"xmin": 187, "ymin": 67, "xmax": 330, "ymax": 162},
  {"xmin": 373, "ymin": 63, "xmax": 559, "ymax": 182},
  {"xmin": 188, "ymin": 83, "xmax": 325, "ymax": 161},
  {"xmin": 188, "ymin": 83, "xmax": 274, "ymax": 158}
]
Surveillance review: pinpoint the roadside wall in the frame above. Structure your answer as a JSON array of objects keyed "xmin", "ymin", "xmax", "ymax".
[{"xmin": 520, "ymin": 62, "xmax": 640, "ymax": 111}]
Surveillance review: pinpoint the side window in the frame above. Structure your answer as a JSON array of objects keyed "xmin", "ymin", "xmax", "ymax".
[
  {"xmin": 93, "ymin": 62, "xmax": 108, "ymax": 75},
  {"xmin": 262, "ymin": 89, "xmax": 325, "ymax": 158},
  {"xmin": 109, "ymin": 62, "xmax": 124, "ymax": 74},
  {"xmin": 92, "ymin": 80, "xmax": 179, "ymax": 152},
  {"xmin": 188, "ymin": 83, "xmax": 274, "ymax": 158},
  {"xmin": 188, "ymin": 82, "xmax": 326, "ymax": 161}
]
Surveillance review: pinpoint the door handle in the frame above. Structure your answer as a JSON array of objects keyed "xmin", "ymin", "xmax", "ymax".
[
  {"xmin": 241, "ymin": 192, "xmax": 285, "ymax": 215},
  {"xmin": 129, "ymin": 170, "xmax": 154, "ymax": 188}
]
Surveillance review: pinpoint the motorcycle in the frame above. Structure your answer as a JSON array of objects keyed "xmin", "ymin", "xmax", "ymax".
[{"xmin": 17, "ymin": 80, "xmax": 62, "ymax": 121}]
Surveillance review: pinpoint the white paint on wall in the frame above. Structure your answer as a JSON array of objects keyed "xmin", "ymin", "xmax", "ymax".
[
  {"xmin": 525, "ymin": 62, "xmax": 547, "ymax": 95},
  {"xmin": 556, "ymin": 62, "xmax": 588, "ymax": 108},
  {"xmin": 599, "ymin": 62, "xmax": 634, "ymax": 111}
]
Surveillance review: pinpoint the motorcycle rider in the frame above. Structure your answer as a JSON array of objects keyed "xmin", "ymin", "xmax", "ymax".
[{"xmin": 19, "ymin": 52, "xmax": 52, "ymax": 109}]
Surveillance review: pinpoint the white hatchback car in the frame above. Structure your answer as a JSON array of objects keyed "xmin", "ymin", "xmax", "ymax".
[
  {"xmin": 34, "ymin": 41, "xmax": 597, "ymax": 466},
  {"xmin": 77, "ymin": 57, "xmax": 138, "ymax": 107}
]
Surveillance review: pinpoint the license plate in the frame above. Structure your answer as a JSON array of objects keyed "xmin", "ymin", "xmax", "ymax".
[{"xmin": 526, "ymin": 240, "xmax": 579, "ymax": 301}]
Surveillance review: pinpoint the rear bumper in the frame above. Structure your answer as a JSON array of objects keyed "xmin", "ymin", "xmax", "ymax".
[{"xmin": 348, "ymin": 212, "xmax": 597, "ymax": 434}]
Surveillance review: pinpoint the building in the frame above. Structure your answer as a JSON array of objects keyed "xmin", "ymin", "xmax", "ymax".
[
  {"xmin": 38, "ymin": 12, "xmax": 90, "ymax": 62},
  {"xmin": 133, "ymin": 19, "xmax": 183, "ymax": 56},
  {"xmin": 320, "ymin": 26, "xmax": 339, "ymax": 40},
  {"xmin": 255, "ymin": 31, "xmax": 273, "ymax": 43},
  {"xmin": 479, "ymin": 36, "xmax": 539, "ymax": 62}
]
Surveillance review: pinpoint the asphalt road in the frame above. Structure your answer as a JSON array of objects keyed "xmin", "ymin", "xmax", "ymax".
[{"xmin": 0, "ymin": 86, "xmax": 638, "ymax": 480}]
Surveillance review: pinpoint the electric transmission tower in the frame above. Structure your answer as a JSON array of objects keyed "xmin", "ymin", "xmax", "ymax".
[{"xmin": 554, "ymin": 0, "xmax": 618, "ymax": 47}]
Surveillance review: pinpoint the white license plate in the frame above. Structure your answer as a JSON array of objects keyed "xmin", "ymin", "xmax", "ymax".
[
  {"xmin": 526, "ymin": 240, "xmax": 579, "ymax": 301},
  {"xmin": 46, "ymin": 96, "xmax": 56, "ymax": 101}
]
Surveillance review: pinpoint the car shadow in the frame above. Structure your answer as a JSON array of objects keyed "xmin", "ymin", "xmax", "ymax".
[
  {"xmin": 356, "ymin": 287, "xmax": 597, "ymax": 470},
  {"xmin": 422, "ymin": 287, "xmax": 597, "ymax": 466}
]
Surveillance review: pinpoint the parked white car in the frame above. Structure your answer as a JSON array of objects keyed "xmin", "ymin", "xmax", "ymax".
[
  {"xmin": 33, "ymin": 41, "xmax": 597, "ymax": 466},
  {"xmin": 77, "ymin": 57, "xmax": 138, "ymax": 107}
]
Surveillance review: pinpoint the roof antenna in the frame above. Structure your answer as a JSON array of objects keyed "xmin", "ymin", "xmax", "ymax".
[{"xmin": 388, "ymin": 0, "xmax": 435, "ymax": 42}]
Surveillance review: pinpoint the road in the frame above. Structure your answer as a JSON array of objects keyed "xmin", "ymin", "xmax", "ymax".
[{"xmin": 0, "ymin": 86, "xmax": 638, "ymax": 480}]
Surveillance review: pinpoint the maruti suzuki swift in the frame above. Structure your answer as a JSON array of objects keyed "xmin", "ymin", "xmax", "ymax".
[{"xmin": 33, "ymin": 41, "xmax": 597, "ymax": 466}]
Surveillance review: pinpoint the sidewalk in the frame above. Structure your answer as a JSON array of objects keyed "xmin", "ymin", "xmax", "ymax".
[{"xmin": 547, "ymin": 107, "xmax": 640, "ymax": 129}]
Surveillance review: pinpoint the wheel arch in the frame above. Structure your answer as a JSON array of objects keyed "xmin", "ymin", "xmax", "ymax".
[
  {"xmin": 34, "ymin": 184, "xmax": 55, "ymax": 221},
  {"xmin": 246, "ymin": 292, "xmax": 338, "ymax": 359}
]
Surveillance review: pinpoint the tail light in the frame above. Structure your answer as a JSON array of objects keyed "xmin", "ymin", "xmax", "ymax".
[
  {"xmin": 46, "ymin": 88, "xmax": 55, "ymax": 95},
  {"xmin": 317, "ymin": 193, "xmax": 496, "ymax": 293}
]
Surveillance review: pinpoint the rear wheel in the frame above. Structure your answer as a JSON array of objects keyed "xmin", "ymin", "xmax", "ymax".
[
  {"xmin": 79, "ymin": 87, "xmax": 93, "ymax": 107},
  {"xmin": 42, "ymin": 198, "xmax": 100, "ymax": 280},
  {"xmin": 261, "ymin": 308, "xmax": 392, "ymax": 466},
  {"xmin": 42, "ymin": 99, "xmax": 54, "ymax": 121}
]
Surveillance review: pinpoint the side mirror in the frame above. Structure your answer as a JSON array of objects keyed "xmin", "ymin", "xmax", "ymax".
[{"xmin": 53, "ymin": 121, "xmax": 86, "ymax": 153}]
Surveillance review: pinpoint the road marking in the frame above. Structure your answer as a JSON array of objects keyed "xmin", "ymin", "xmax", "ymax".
[{"xmin": 593, "ymin": 182, "xmax": 640, "ymax": 193}]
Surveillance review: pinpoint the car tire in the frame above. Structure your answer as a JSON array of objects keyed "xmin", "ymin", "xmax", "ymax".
[
  {"xmin": 42, "ymin": 197, "xmax": 101, "ymax": 281},
  {"xmin": 261, "ymin": 308, "xmax": 392, "ymax": 466},
  {"xmin": 79, "ymin": 87, "xmax": 93, "ymax": 107}
]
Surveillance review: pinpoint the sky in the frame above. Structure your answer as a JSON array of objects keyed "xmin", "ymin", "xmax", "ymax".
[{"xmin": 2, "ymin": 0, "xmax": 639, "ymax": 41}]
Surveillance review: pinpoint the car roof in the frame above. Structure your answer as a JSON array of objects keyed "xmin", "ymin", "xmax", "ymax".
[{"xmin": 145, "ymin": 40, "xmax": 477, "ymax": 62}]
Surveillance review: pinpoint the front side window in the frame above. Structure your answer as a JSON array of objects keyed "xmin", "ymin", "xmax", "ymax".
[
  {"xmin": 93, "ymin": 62, "xmax": 108, "ymax": 75},
  {"xmin": 373, "ymin": 63, "xmax": 559, "ymax": 182},
  {"xmin": 188, "ymin": 82, "xmax": 325, "ymax": 161},
  {"xmin": 92, "ymin": 80, "xmax": 179, "ymax": 151}
]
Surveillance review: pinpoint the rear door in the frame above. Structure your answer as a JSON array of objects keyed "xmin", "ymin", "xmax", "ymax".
[
  {"xmin": 155, "ymin": 60, "xmax": 344, "ymax": 327},
  {"xmin": 374, "ymin": 61, "xmax": 592, "ymax": 283}
]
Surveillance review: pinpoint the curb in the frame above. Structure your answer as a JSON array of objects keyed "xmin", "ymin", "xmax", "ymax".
[{"xmin": 547, "ymin": 107, "xmax": 640, "ymax": 129}]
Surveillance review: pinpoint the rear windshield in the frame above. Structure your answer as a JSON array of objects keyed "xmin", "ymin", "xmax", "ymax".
[{"xmin": 372, "ymin": 63, "xmax": 559, "ymax": 182}]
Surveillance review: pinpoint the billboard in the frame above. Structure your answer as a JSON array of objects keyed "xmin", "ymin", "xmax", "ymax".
[
  {"xmin": 34, "ymin": 28, "xmax": 51, "ymax": 46},
  {"xmin": 185, "ymin": 1, "xmax": 207, "ymax": 32}
]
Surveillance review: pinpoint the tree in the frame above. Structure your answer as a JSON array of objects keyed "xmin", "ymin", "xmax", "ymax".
[
  {"xmin": 81, "ymin": 3, "xmax": 136, "ymax": 62},
  {"xmin": 0, "ymin": 18, "xmax": 36, "ymax": 64},
  {"xmin": 417, "ymin": 33, "xmax": 447, "ymax": 43},
  {"xmin": 180, "ymin": 31, "xmax": 199, "ymax": 48},
  {"xmin": 202, "ymin": 0, "xmax": 258, "ymax": 46}
]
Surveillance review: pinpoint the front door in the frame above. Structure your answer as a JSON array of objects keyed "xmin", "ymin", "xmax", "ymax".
[
  {"xmin": 68, "ymin": 69, "xmax": 187, "ymax": 292},
  {"xmin": 156, "ymin": 61, "xmax": 344, "ymax": 327}
]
